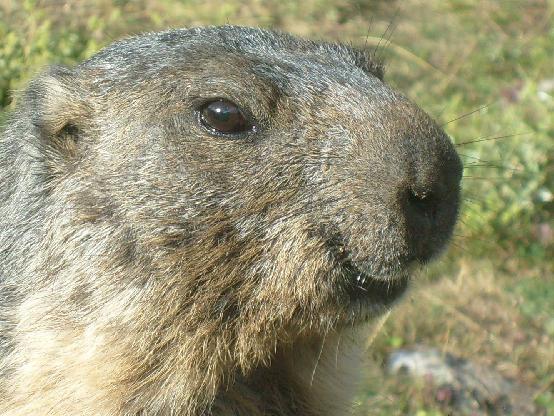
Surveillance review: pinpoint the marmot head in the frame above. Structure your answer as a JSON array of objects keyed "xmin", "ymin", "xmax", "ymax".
[{"xmin": 22, "ymin": 26, "xmax": 462, "ymax": 353}]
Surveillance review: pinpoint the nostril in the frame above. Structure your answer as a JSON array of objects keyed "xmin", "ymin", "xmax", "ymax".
[
  {"xmin": 407, "ymin": 188, "xmax": 438, "ymax": 223},
  {"xmin": 402, "ymin": 181, "xmax": 459, "ymax": 264}
]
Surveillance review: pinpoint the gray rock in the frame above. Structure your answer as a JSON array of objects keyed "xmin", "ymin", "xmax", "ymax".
[{"xmin": 388, "ymin": 346, "xmax": 539, "ymax": 415}]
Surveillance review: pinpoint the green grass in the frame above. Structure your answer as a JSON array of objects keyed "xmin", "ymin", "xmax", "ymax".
[{"xmin": 1, "ymin": 0, "xmax": 552, "ymax": 413}]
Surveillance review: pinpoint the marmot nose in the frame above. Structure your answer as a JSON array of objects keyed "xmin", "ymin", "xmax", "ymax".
[
  {"xmin": 406, "ymin": 187, "xmax": 439, "ymax": 225},
  {"xmin": 399, "ymin": 152, "xmax": 463, "ymax": 263}
]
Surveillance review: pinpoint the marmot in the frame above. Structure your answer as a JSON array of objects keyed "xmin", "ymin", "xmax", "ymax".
[{"xmin": 0, "ymin": 26, "xmax": 462, "ymax": 415}]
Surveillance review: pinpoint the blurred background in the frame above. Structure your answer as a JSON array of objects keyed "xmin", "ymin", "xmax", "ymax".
[{"xmin": 0, "ymin": 0, "xmax": 552, "ymax": 414}]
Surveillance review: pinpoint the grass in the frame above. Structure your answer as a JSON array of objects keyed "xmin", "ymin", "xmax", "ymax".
[
  {"xmin": 1, "ymin": 0, "xmax": 552, "ymax": 414},
  {"xmin": 359, "ymin": 258, "xmax": 554, "ymax": 415}
]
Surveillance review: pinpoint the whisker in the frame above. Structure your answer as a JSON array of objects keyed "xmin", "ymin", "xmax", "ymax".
[
  {"xmin": 458, "ymin": 153, "xmax": 520, "ymax": 171},
  {"xmin": 463, "ymin": 163, "xmax": 521, "ymax": 172},
  {"xmin": 379, "ymin": 21, "xmax": 399, "ymax": 62},
  {"xmin": 456, "ymin": 131, "xmax": 531, "ymax": 146},
  {"xmin": 454, "ymin": 232, "xmax": 494, "ymax": 244},
  {"xmin": 458, "ymin": 206, "xmax": 489, "ymax": 224},
  {"xmin": 458, "ymin": 153, "xmax": 486, "ymax": 161},
  {"xmin": 449, "ymin": 240, "xmax": 471, "ymax": 254},
  {"xmin": 463, "ymin": 176, "xmax": 507, "ymax": 180},
  {"xmin": 363, "ymin": 17, "xmax": 374, "ymax": 52},
  {"xmin": 310, "ymin": 324, "xmax": 330, "ymax": 386},
  {"xmin": 462, "ymin": 196, "xmax": 484, "ymax": 204},
  {"xmin": 442, "ymin": 103, "xmax": 490, "ymax": 126},
  {"xmin": 374, "ymin": 7, "xmax": 400, "ymax": 61}
]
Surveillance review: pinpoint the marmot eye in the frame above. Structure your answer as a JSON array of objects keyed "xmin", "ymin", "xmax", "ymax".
[{"xmin": 199, "ymin": 99, "xmax": 253, "ymax": 135}]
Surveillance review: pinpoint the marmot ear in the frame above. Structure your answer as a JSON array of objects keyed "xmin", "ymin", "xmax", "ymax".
[{"xmin": 25, "ymin": 65, "xmax": 90, "ymax": 156}]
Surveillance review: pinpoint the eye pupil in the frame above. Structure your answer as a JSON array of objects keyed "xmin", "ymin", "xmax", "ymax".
[{"xmin": 200, "ymin": 100, "xmax": 251, "ymax": 134}]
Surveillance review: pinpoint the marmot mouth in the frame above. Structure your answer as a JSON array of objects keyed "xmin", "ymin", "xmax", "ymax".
[
  {"xmin": 323, "ymin": 234, "xmax": 412, "ymax": 314},
  {"xmin": 341, "ymin": 259, "xmax": 410, "ymax": 308}
]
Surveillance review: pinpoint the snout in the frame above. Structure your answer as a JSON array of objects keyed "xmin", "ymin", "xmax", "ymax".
[
  {"xmin": 313, "ymin": 84, "xmax": 463, "ymax": 312},
  {"xmin": 336, "ymin": 102, "xmax": 463, "ymax": 277},
  {"xmin": 336, "ymin": 121, "xmax": 462, "ymax": 311}
]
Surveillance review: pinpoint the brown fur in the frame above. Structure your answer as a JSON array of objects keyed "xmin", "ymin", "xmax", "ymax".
[{"xmin": 0, "ymin": 26, "xmax": 462, "ymax": 415}]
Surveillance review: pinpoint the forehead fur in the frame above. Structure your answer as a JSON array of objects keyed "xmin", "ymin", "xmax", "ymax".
[{"xmin": 80, "ymin": 26, "xmax": 384, "ymax": 82}]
